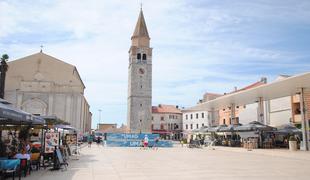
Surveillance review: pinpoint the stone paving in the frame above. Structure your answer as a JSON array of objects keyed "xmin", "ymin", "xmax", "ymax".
[{"xmin": 25, "ymin": 145, "xmax": 310, "ymax": 180}]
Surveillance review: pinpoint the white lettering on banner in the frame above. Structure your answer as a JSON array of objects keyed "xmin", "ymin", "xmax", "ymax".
[
  {"xmin": 122, "ymin": 134, "xmax": 139, "ymax": 139},
  {"xmin": 129, "ymin": 141, "xmax": 140, "ymax": 146}
]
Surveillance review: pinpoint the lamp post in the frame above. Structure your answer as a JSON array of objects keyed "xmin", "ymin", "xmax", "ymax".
[
  {"xmin": 98, "ymin": 109, "xmax": 102, "ymax": 131},
  {"xmin": 0, "ymin": 54, "xmax": 9, "ymax": 99}
]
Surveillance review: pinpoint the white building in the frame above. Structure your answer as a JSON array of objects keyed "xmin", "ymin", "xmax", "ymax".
[
  {"xmin": 152, "ymin": 104, "xmax": 182, "ymax": 140},
  {"xmin": 4, "ymin": 52, "xmax": 92, "ymax": 133},
  {"xmin": 182, "ymin": 108, "xmax": 210, "ymax": 133}
]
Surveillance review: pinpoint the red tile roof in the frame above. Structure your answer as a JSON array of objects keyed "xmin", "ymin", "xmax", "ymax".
[
  {"xmin": 152, "ymin": 104, "xmax": 182, "ymax": 114},
  {"xmin": 228, "ymin": 81, "xmax": 266, "ymax": 95}
]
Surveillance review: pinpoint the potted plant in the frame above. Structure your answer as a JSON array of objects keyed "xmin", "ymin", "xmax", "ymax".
[{"xmin": 289, "ymin": 136, "xmax": 297, "ymax": 151}]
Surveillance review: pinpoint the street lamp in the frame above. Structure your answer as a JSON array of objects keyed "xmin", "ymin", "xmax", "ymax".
[{"xmin": 98, "ymin": 109, "xmax": 102, "ymax": 131}]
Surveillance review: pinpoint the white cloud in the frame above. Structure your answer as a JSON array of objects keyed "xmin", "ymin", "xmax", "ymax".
[{"xmin": 1, "ymin": 0, "xmax": 310, "ymax": 128}]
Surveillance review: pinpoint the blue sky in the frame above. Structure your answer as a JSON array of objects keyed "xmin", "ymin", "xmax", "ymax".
[{"xmin": 1, "ymin": 0, "xmax": 310, "ymax": 128}]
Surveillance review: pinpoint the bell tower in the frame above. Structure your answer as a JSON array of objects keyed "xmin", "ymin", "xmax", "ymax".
[{"xmin": 127, "ymin": 8, "xmax": 152, "ymax": 133}]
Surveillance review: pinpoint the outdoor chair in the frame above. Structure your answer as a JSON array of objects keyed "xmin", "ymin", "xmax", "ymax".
[
  {"xmin": 0, "ymin": 159, "xmax": 20, "ymax": 180},
  {"xmin": 30, "ymin": 153, "xmax": 41, "ymax": 171},
  {"xmin": 19, "ymin": 158, "xmax": 31, "ymax": 177}
]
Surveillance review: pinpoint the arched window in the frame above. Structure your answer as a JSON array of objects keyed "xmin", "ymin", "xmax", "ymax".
[
  {"xmin": 142, "ymin": 54, "xmax": 147, "ymax": 60},
  {"xmin": 137, "ymin": 53, "xmax": 141, "ymax": 60}
]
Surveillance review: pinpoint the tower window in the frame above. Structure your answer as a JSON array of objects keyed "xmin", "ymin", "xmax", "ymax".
[
  {"xmin": 140, "ymin": 104, "xmax": 142, "ymax": 107},
  {"xmin": 137, "ymin": 53, "xmax": 141, "ymax": 60},
  {"xmin": 142, "ymin": 54, "xmax": 147, "ymax": 60}
]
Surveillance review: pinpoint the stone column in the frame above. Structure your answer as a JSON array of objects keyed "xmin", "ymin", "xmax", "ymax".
[
  {"xmin": 300, "ymin": 88, "xmax": 310, "ymax": 151},
  {"xmin": 257, "ymin": 97, "xmax": 264, "ymax": 124}
]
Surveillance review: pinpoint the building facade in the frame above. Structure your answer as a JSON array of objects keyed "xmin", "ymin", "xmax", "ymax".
[
  {"xmin": 182, "ymin": 109, "xmax": 210, "ymax": 132},
  {"xmin": 4, "ymin": 52, "xmax": 92, "ymax": 133},
  {"xmin": 127, "ymin": 9, "xmax": 153, "ymax": 133},
  {"xmin": 152, "ymin": 104, "xmax": 182, "ymax": 140}
]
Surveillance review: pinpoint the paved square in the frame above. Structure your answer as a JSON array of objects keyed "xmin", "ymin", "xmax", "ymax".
[{"xmin": 26, "ymin": 145, "xmax": 310, "ymax": 180}]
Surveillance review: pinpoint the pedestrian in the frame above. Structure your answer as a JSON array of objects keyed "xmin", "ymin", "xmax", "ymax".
[
  {"xmin": 180, "ymin": 139, "xmax": 184, "ymax": 147},
  {"xmin": 153, "ymin": 137, "xmax": 159, "ymax": 150},
  {"xmin": 143, "ymin": 135, "xmax": 149, "ymax": 149},
  {"xmin": 140, "ymin": 139, "xmax": 144, "ymax": 150},
  {"xmin": 87, "ymin": 134, "xmax": 93, "ymax": 148},
  {"xmin": 96, "ymin": 136, "xmax": 101, "ymax": 147}
]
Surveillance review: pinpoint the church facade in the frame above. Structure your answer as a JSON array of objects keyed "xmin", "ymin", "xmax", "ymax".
[
  {"xmin": 127, "ymin": 9, "xmax": 152, "ymax": 133},
  {"xmin": 4, "ymin": 52, "xmax": 92, "ymax": 133}
]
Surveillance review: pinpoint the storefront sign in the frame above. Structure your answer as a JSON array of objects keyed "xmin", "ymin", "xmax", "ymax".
[{"xmin": 44, "ymin": 132, "xmax": 60, "ymax": 153}]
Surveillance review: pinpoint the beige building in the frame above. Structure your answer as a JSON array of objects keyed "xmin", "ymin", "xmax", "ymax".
[
  {"xmin": 98, "ymin": 123, "xmax": 128, "ymax": 133},
  {"xmin": 4, "ymin": 52, "xmax": 92, "ymax": 133},
  {"xmin": 152, "ymin": 104, "xmax": 182, "ymax": 140}
]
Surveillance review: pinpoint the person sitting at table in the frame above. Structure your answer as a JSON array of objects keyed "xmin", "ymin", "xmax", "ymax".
[{"xmin": 14, "ymin": 148, "xmax": 30, "ymax": 160}]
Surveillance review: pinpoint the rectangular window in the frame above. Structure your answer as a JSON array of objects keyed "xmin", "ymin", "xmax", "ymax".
[
  {"xmin": 152, "ymin": 116, "xmax": 154, "ymax": 120},
  {"xmin": 202, "ymin": 113, "xmax": 204, "ymax": 118},
  {"xmin": 161, "ymin": 117, "xmax": 164, "ymax": 121},
  {"xmin": 186, "ymin": 115, "xmax": 188, "ymax": 120},
  {"xmin": 190, "ymin": 114, "xmax": 193, "ymax": 119},
  {"xmin": 202, "ymin": 123, "xmax": 204, "ymax": 127},
  {"xmin": 190, "ymin": 124, "xmax": 193, "ymax": 129},
  {"xmin": 196, "ymin": 113, "xmax": 198, "ymax": 119},
  {"xmin": 196, "ymin": 124, "xmax": 199, "ymax": 129},
  {"xmin": 160, "ymin": 124, "xmax": 164, "ymax": 130},
  {"xmin": 186, "ymin": 124, "xmax": 188, "ymax": 130}
]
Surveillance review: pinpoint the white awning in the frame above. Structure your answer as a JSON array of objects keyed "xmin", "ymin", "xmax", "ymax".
[{"xmin": 197, "ymin": 72, "xmax": 310, "ymax": 110}]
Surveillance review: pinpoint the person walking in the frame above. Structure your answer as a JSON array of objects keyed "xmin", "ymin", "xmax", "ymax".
[
  {"xmin": 87, "ymin": 134, "xmax": 93, "ymax": 148},
  {"xmin": 143, "ymin": 135, "xmax": 149, "ymax": 149},
  {"xmin": 153, "ymin": 137, "xmax": 159, "ymax": 150},
  {"xmin": 96, "ymin": 136, "xmax": 101, "ymax": 147}
]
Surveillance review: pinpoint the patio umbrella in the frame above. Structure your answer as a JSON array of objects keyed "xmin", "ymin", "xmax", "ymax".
[
  {"xmin": 275, "ymin": 124, "xmax": 302, "ymax": 135},
  {"xmin": 199, "ymin": 126, "xmax": 209, "ymax": 133},
  {"xmin": 208, "ymin": 124, "xmax": 227, "ymax": 132},
  {"xmin": 31, "ymin": 115, "xmax": 46, "ymax": 125},
  {"xmin": 55, "ymin": 124, "xmax": 78, "ymax": 132},
  {"xmin": 235, "ymin": 121, "xmax": 276, "ymax": 132},
  {"xmin": 0, "ymin": 99, "xmax": 31, "ymax": 124},
  {"xmin": 219, "ymin": 123, "xmax": 242, "ymax": 132}
]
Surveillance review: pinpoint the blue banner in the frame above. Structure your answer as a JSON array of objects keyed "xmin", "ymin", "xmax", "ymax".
[
  {"xmin": 105, "ymin": 133, "xmax": 173, "ymax": 147},
  {"xmin": 106, "ymin": 140, "xmax": 173, "ymax": 147},
  {"xmin": 106, "ymin": 133, "xmax": 159, "ymax": 141}
]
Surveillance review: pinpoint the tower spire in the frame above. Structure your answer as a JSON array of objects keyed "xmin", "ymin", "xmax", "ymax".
[{"xmin": 131, "ymin": 8, "xmax": 150, "ymax": 40}]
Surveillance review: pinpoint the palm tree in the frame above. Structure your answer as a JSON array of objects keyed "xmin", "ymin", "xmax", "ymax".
[
  {"xmin": 0, "ymin": 54, "xmax": 9, "ymax": 98},
  {"xmin": 1, "ymin": 54, "xmax": 9, "ymax": 61}
]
